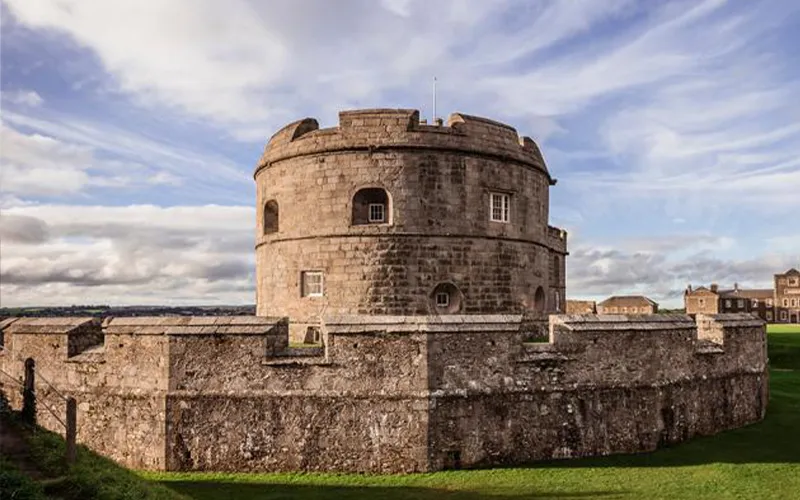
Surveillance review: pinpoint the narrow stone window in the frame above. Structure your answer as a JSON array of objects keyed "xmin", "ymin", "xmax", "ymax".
[
  {"xmin": 301, "ymin": 271, "xmax": 324, "ymax": 297},
  {"xmin": 784, "ymin": 298, "xmax": 790, "ymax": 307},
  {"xmin": 352, "ymin": 188, "xmax": 390, "ymax": 225},
  {"xmin": 489, "ymin": 192, "xmax": 510, "ymax": 223},
  {"xmin": 263, "ymin": 200, "xmax": 279, "ymax": 234},
  {"xmin": 533, "ymin": 286, "xmax": 545, "ymax": 312}
]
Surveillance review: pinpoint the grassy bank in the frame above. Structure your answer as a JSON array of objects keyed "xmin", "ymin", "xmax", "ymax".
[
  {"xmin": 1, "ymin": 416, "xmax": 187, "ymax": 500},
  {"xmin": 142, "ymin": 325, "xmax": 800, "ymax": 499}
]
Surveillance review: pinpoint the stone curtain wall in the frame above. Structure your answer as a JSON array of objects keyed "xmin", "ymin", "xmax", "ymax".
[
  {"xmin": 254, "ymin": 109, "xmax": 568, "ymax": 338},
  {"xmin": 0, "ymin": 313, "xmax": 767, "ymax": 473},
  {"xmin": 427, "ymin": 314, "xmax": 768, "ymax": 469}
]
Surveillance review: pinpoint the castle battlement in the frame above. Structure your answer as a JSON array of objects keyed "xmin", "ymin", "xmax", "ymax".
[
  {"xmin": 257, "ymin": 109, "xmax": 550, "ymax": 180},
  {"xmin": 0, "ymin": 313, "xmax": 768, "ymax": 472}
]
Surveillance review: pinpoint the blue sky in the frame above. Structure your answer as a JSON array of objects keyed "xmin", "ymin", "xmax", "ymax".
[{"xmin": 1, "ymin": 0, "xmax": 798, "ymax": 308}]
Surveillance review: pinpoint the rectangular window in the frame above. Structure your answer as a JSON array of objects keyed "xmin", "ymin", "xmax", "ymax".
[
  {"xmin": 792, "ymin": 299, "xmax": 798, "ymax": 307},
  {"xmin": 767, "ymin": 311, "xmax": 773, "ymax": 320},
  {"xmin": 436, "ymin": 292, "xmax": 450, "ymax": 307},
  {"xmin": 767, "ymin": 299, "xmax": 773, "ymax": 307},
  {"xmin": 752, "ymin": 299, "xmax": 759, "ymax": 307},
  {"xmin": 781, "ymin": 310, "xmax": 788, "ymax": 321},
  {"xmin": 368, "ymin": 203, "xmax": 385, "ymax": 223},
  {"xmin": 301, "ymin": 271, "xmax": 324, "ymax": 297},
  {"xmin": 489, "ymin": 192, "xmax": 510, "ymax": 223},
  {"xmin": 737, "ymin": 299, "xmax": 744, "ymax": 308},
  {"xmin": 725, "ymin": 299, "xmax": 732, "ymax": 308},
  {"xmin": 784, "ymin": 298, "xmax": 790, "ymax": 307}
]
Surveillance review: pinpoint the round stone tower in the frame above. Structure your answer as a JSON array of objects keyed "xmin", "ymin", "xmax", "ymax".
[{"xmin": 255, "ymin": 109, "xmax": 567, "ymax": 338}]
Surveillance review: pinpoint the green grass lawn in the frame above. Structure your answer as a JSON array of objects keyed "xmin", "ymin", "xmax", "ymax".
[{"xmin": 142, "ymin": 324, "xmax": 800, "ymax": 500}]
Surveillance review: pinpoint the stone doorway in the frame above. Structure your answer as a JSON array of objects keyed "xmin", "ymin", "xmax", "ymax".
[{"xmin": 792, "ymin": 312, "xmax": 799, "ymax": 324}]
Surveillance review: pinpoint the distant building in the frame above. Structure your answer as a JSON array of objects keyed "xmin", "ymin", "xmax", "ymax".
[
  {"xmin": 597, "ymin": 296, "xmax": 658, "ymax": 315},
  {"xmin": 775, "ymin": 268, "xmax": 800, "ymax": 324},
  {"xmin": 684, "ymin": 268, "xmax": 800, "ymax": 323},
  {"xmin": 566, "ymin": 300, "xmax": 597, "ymax": 314}
]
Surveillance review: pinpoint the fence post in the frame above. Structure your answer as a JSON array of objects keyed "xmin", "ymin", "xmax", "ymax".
[
  {"xmin": 66, "ymin": 397, "xmax": 77, "ymax": 465},
  {"xmin": 22, "ymin": 358, "xmax": 35, "ymax": 425}
]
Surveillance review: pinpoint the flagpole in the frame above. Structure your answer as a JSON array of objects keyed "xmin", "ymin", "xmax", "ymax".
[{"xmin": 433, "ymin": 76, "xmax": 437, "ymax": 123}]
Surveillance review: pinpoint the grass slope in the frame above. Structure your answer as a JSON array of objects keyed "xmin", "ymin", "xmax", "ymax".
[
  {"xmin": 145, "ymin": 325, "xmax": 800, "ymax": 500},
  {"xmin": 0, "ymin": 417, "xmax": 188, "ymax": 500}
]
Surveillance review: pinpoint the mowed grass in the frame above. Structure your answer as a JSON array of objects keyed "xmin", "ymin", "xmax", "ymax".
[{"xmin": 144, "ymin": 325, "xmax": 800, "ymax": 500}]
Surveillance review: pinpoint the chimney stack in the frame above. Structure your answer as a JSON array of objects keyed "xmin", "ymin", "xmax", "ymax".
[
  {"xmin": 710, "ymin": 283, "xmax": 719, "ymax": 293},
  {"xmin": 734, "ymin": 282, "xmax": 739, "ymax": 292}
]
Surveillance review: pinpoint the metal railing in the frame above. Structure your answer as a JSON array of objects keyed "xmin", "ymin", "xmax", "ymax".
[{"xmin": 0, "ymin": 345, "xmax": 77, "ymax": 465}]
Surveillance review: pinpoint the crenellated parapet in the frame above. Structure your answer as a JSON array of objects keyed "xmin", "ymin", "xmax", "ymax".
[
  {"xmin": 0, "ymin": 313, "xmax": 767, "ymax": 473},
  {"xmin": 256, "ymin": 109, "xmax": 552, "ymax": 181}
]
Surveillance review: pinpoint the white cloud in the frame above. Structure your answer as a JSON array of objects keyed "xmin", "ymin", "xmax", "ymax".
[
  {"xmin": 566, "ymin": 233, "xmax": 799, "ymax": 307},
  {"xmin": 0, "ymin": 204, "xmax": 254, "ymax": 306},
  {"xmin": 0, "ymin": 123, "xmax": 185, "ymax": 197},
  {"xmin": 2, "ymin": 89, "xmax": 44, "ymax": 107}
]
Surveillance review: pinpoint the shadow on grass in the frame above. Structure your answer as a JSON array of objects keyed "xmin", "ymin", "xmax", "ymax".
[{"xmin": 158, "ymin": 481, "xmax": 626, "ymax": 500}]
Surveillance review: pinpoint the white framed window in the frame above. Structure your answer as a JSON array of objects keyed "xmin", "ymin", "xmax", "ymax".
[
  {"xmin": 725, "ymin": 299, "xmax": 732, "ymax": 308},
  {"xmin": 436, "ymin": 292, "xmax": 450, "ymax": 307},
  {"xmin": 489, "ymin": 192, "xmax": 510, "ymax": 223},
  {"xmin": 368, "ymin": 203, "xmax": 385, "ymax": 223},
  {"xmin": 301, "ymin": 271, "xmax": 324, "ymax": 297},
  {"xmin": 737, "ymin": 299, "xmax": 744, "ymax": 308}
]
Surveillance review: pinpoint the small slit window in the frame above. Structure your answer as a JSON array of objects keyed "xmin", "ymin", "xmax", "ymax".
[
  {"xmin": 352, "ymin": 188, "xmax": 390, "ymax": 225},
  {"xmin": 436, "ymin": 292, "xmax": 450, "ymax": 307}
]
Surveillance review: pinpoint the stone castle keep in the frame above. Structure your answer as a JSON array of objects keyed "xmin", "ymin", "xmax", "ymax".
[
  {"xmin": 0, "ymin": 109, "xmax": 768, "ymax": 473},
  {"xmin": 255, "ymin": 109, "xmax": 567, "ymax": 340}
]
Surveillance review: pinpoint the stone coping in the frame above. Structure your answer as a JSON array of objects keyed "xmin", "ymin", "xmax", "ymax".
[
  {"xmin": 3, "ymin": 317, "xmax": 97, "ymax": 334},
  {"xmin": 323, "ymin": 314, "xmax": 523, "ymax": 334},
  {"xmin": 103, "ymin": 316, "xmax": 287, "ymax": 336}
]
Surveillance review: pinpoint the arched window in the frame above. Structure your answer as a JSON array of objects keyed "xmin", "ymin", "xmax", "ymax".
[
  {"xmin": 534, "ymin": 286, "xmax": 546, "ymax": 313},
  {"xmin": 352, "ymin": 188, "xmax": 390, "ymax": 225},
  {"xmin": 431, "ymin": 282, "xmax": 463, "ymax": 314},
  {"xmin": 552, "ymin": 290, "xmax": 561, "ymax": 313},
  {"xmin": 264, "ymin": 200, "xmax": 279, "ymax": 234}
]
